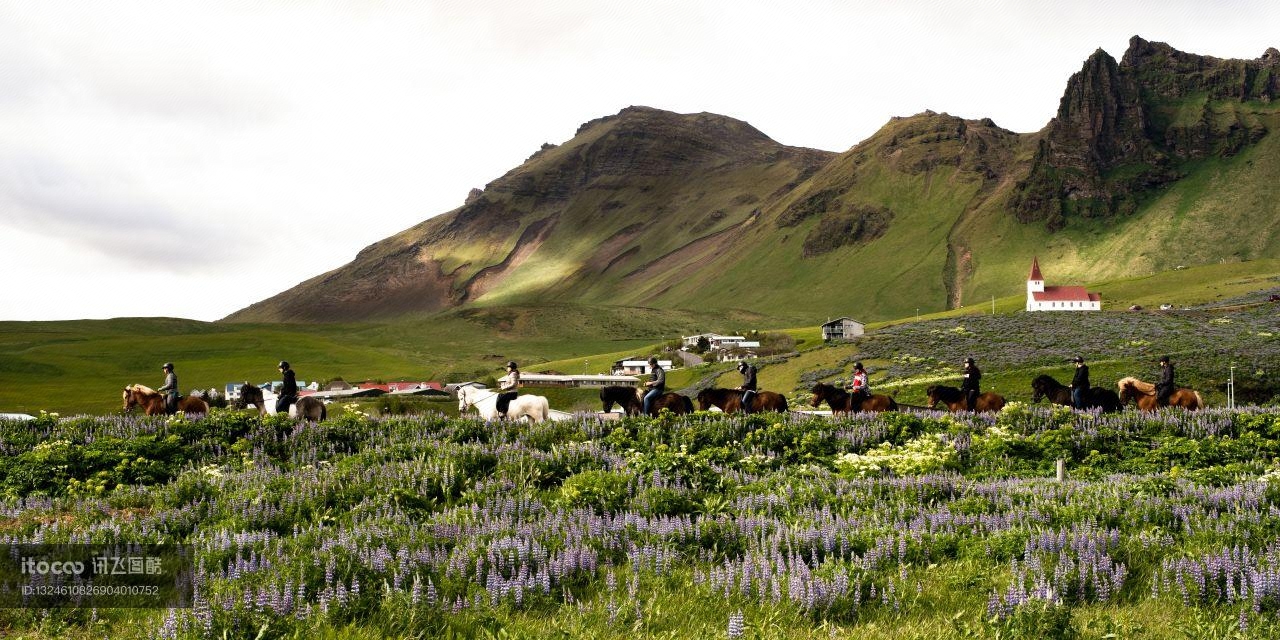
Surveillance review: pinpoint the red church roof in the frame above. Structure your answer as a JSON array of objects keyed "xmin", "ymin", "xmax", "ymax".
[
  {"xmin": 1028, "ymin": 257, "xmax": 1043, "ymax": 281},
  {"xmin": 1032, "ymin": 286, "xmax": 1100, "ymax": 302}
]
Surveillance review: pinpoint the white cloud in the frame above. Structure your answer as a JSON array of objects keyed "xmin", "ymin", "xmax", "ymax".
[{"xmin": 0, "ymin": 0, "xmax": 1276, "ymax": 320}]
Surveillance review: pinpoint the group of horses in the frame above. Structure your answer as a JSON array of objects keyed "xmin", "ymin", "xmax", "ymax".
[
  {"xmin": 598, "ymin": 386, "xmax": 789, "ymax": 418},
  {"xmin": 121, "ymin": 382, "xmax": 327, "ymax": 420},
  {"xmin": 122, "ymin": 370, "xmax": 1204, "ymax": 424}
]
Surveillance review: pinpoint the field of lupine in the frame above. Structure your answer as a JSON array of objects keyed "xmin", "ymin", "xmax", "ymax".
[{"xmin": 4, "ymin": 402, "xmax": 1280, "ymax": 639}]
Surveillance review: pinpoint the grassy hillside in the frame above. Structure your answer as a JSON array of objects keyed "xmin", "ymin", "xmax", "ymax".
[{"xmin": 6, "ymin": 262, "xmax": 1278, "ymax": 417}]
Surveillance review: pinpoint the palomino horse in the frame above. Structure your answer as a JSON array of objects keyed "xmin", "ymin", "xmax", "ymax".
[
  {"xmin": 1030, "ymin": 375, "xmax": 1121, "ymax": 413},
  {"xmin": 696, "ymin": 388, "xmax": 788, "ymax": 414},
  {"xmin": 925, "ymin": 385, "xmax": 1006, "ymax": 413},
  {"xmin": 809, "ymin": 382, "xmax": 897, "ymax": 414},
  {"xmin": 123, "ymin": 384, "xmax": 209, "ymax": 416},
  {"xmin": 457, "ymin": 385, "xmax": 550, "ymax": 423},
  {"xmin": 599, "ymin": 385, "xmax": 692, "ymax": 416},
  {"xmin": 1117, "ymin": 377, "xmax": 1203, "ymax": 411}
]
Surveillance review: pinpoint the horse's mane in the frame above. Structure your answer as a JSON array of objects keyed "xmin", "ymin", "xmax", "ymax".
[
  {"xmin": 1031, "ymin": 374, "xmax": 1061, "ymax": 386},
  {"xmin": 129, "ymin": 384, "xmax": 157, "ymax": 395},
  {"xmin": 1116, "ymin": 377, "xmax": 1154, "ymax": 394}
]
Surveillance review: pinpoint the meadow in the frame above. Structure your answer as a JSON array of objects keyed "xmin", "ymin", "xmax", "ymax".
[{"xmin": 5, "ymin": 404, "xmax": 1280, "ymax": 639}]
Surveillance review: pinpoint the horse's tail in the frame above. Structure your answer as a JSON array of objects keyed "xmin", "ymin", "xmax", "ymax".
[
  {"xmin": 887, "ymin": 396, "xmax": 899, "ymax": 411},
  {"xmin": 320, "ymin": 402, "xmax": 328, "ymax": 421},
  {"xmin": 1193, "ymin": 391, "xmax": 1204, "ymax": 410},
  {"xmin": 682, "ymin": 396, "xmax": 694, "ymax": 413}
]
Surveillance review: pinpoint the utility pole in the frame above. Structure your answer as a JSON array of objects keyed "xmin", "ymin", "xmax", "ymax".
[{"xmin": 1229, "ymin": 363, "xmax": 1236, "ymax": 410}]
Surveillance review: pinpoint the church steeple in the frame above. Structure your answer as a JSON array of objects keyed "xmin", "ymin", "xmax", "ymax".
[{"xmin": 1028, "ymin": 257, "xmax": 1043, "ymax": 282}]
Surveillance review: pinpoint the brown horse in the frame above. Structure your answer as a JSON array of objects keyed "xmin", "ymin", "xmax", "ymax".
[
  {"xmin": 600, "ymin": 385, "xmax": 692, "ymax": 416},
  {"xmin": 1116, "ymin": 377, "xmax": 1203, "ymax": 411},
  {"xmin": 809, "ymin": 382, "xmax": 897, "ymax": 414},
  {"xmin": 235, "ymin": 383, "xmax": 267, "ymax": 415},
  {"xmin": 1030, "ymin": 375, "xmax": 1122, "ymax": 413},
  {"xmin": 696, "ymin": 388, "xmax": 788, "ymax": 414},
  {"xmin": 925, "ymin": 385, "xmax": 1005, "ymax": 413},
  {"xmin": 294, "ymin": 396, "xmax": 327, "ymax": 421},
  {"xmin": 122, "ymin": 384, "xmax": 209, "ymax": 416}
]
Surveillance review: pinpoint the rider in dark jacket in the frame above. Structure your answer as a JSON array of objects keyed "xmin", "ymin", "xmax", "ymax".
[
  {"xmin": 736, "ymin": 361, "xmax": 758, "ymax": 415},
  {"xmin": 276, "ymin": 361, "xmax": 298, "ymax": 415},
  {"xmin": 1069, "ymin": 356, "xmax": 1090, "ymax": 410},
  {"xmin": 158, "ymin": 362, "xmax": 179, "ymax": 413},
  {"xmin": 1155, "ymin": 356, "xmax": 1175, "ymax": 406},
  {"xmin": 642, "ymin": 357, "xmax": 665, "ymax": 416},
  {"xmin": 961, "ymin": 357, "xmax": 981, "ymax": 412}
]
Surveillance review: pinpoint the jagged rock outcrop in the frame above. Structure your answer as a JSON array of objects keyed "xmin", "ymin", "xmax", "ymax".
[{"xmin": 1013, "ymin": 36, "xmax": 1276, "ymax": 229}]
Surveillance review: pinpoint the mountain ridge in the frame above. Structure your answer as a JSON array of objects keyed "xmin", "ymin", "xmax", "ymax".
[{"xmin": 224, "ymin": 36, "xmax": 1280, "ymax": 325}]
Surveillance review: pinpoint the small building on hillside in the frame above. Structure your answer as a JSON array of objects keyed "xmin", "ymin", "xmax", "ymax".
[
  {"xmin": 611, "ymin": 359, "xmax": 673, "ymax": 376},
  {"xmin": 1025, "ymin": 257, "xmax": 1101, "ymax": 311},
  {"xmin": 821, "ymin": 317, "xmax": 865, "ymax": 342}
]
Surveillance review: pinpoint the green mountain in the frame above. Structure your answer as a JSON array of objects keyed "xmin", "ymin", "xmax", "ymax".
[{"xmin": 225, "ymin": 36, "xmax": 1280, "ymax": 325}]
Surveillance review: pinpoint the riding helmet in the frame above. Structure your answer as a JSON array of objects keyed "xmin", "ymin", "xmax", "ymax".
[
  {"xmin": 506, "ymin": 361, "xmax": 518, "ymax": 369},
  {"xmin": 854, "ymin": 361, "xmax": 865, "ymax": 370},
  {"xmin": 278, "ymin": 361, "xmax": 290, "ymax": 370},
  {"xmin": 737, "ymin": 361, "xmax": 748, "ymax": 371},
  {"xmin": 1159, "ymin": 355, "xmax": 1170, "ymax": 364},
  {"xmin": 162, "ymin": 362, "xmax": 174, "ymax": 371},
  {"xmin": 1072, "ymin": 356, "xmax": 1084, "ymax": 363},
  {"xmin": 964, "ymin": 357, "xmax": 974, "ymax": 365}
]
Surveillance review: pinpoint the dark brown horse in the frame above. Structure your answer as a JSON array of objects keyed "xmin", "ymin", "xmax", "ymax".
[
  {"xmin": 809, "ymin": 382, "xmax": 897, "ymax": 414},
  {"xmin": 123, "ymin": 384, "xmax": 209, "ymax": 416},
  {"xmin": 1030, "ymin": 375, "xmax": 1121, "ymax": 413},
  {"xmin": 925, "ymin": 385, "xmax": 1005, "ymax": 413},
  {"xmin": 600, "ymin": 385, "xmax": 692, "ymax": 416},
  {"xmin": 1117, "ymin": 377, "xmax": 1203, "ymax": 412},
  {"xmin": 294, "ymin": 396, "xmax": 327, "ymax": 421},
  {"xmin": 235, "ymin": 383, "xmax": 267, "ymax": 415},
  {"xmin": 696, "ymin": 388, "xmax": 788, "ymax": 414}
]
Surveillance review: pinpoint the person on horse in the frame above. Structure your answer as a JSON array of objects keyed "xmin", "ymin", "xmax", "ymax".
[
  {"xmin": 157, "ymin": 362, "xmax": 179, "ymax": 413},
  {"xmin": 1155, "ymin": 355, "xmax": 1175, "ymax": 407},
  {"xmin": 1069, "ymin": 355, "xmax": 1089, "ymax": 410},
  {"xmin": 961, "ymin": 357, "xmax": 981, "ymax": 412},
  {"xmin": 735, "ymin": 361, "xmax": 758, "ymax": 415},
  {"xmin": 642, "ymin": 357, "xmax": 665, "ymax": 416},
  {"xmin": 276, "ymin": 361, "xmax": 299, "ymax": 415},
  {"xmin": 847, "ymin": 361, "xmax": 870, "ymax": 407},
  {"xmin": 497, "ymin": 361, "xmax": 521, "ymax": 419}
]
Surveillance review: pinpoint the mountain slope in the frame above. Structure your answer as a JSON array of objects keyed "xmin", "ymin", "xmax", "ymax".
[{"xmin": 226, "ymin": 37, "xmax": 1280, "ymax": 325}]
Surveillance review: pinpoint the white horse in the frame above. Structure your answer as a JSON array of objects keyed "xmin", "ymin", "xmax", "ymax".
[{"xmin": 457, "ymin": 385, "xmax": 550, "ymax": 423}]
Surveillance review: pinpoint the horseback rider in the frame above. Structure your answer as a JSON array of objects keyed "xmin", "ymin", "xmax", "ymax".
[
  {"xmin": 1069, "ymin": 356, "xmax": 1089, "ymax": 410},
  {"xmin": 1155, "ymin": 355, "xmax": 1175, "ymax": 406},
  {"xmin": 276, "ymin": 361, "xmax": 299, "ymax": 415},
  {"xmin": 497, "ymin": 361, "xmax": 520, "ymax": 419},
  {"xmin": 157, "ymin": 362, "xmax": 179, "ymax": 413},
  {"xmin": 961, "ymin": 357, "xmax": 981, "ymax": 412},
  {"xmin": 735, "ymin": 361, "xmax": 758, "ymax": 415},
  {"xmin": 847, "ymin": 362, "xmax": 870, "ymax": 409},
  {"xmin": 642, "ymin": 357, "xmax": 665, "ymax": 416}
]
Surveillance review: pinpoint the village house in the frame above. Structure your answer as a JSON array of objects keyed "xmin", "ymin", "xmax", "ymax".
[
  {"xmin": 611, "ymin": 359, "xmax": 674, "ymax": 376},
  {"xmin": 821, "ymin": 317, "xmax": 865, "ymax": 342},
  {"xmin": 1025, "ymin": 257, "xmax": 1101, "ymax": 311}
]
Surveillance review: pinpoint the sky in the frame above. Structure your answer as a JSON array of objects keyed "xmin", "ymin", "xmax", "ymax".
[{"xmin": 2, "ymin": 0, "xmax": 1276, "ymax": 321}]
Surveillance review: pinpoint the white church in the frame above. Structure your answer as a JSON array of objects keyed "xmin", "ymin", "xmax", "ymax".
[{"xmin": 1026, "ymin": 257, "xmax": 1101, "ymax": 312}]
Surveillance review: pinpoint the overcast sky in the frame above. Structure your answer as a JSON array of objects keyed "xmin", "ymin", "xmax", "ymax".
[{"xmin": 2, "ymin": 0, "xmax": 1276, "ymax": 321}]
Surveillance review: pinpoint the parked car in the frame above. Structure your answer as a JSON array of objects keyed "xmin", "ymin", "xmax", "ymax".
[
  {"xmin": 1269, "ymin": 294, "xmax": 1280, "ymax": 303},
  {"xmin": 1159, "ymin": 303, "xmax": 1173, "ymax": 310},
  {"xmin": 1128, "ymin": 305, "xmax": 1143, "ymax": 311}
]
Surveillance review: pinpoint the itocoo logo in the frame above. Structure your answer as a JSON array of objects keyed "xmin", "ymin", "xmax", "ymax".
[{"xmin": 21, "ymin": 557, "xmax": 87, "ymax": 575}]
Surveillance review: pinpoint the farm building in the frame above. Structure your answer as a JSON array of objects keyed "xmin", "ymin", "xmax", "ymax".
[
  {"xmin": 1025, "ymin": 257, "xmax": 1101, "ymax": 311},
  {"xmin": 519, "ymin": 374, "xmax": 641, "ymax": 388},
  {"xmin": 821, "ymin": 317, "xmax": 865, "ymax": 341},
  {"xmin": 681, "ymin": 334, "xmax": 759, "ymax": 351},
  {"xmin": 611, "ymin": 359, "xmax": 674, "ymax": 376}
]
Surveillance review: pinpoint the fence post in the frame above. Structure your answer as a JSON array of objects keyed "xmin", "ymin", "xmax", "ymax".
[{"xmin": 1055, "ymin": 458, "xmax": 1065, "ymax": 483}]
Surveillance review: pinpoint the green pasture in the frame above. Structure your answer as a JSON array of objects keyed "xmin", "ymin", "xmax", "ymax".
[{"xmin": 3, "ymin": 260, "xmax": 1278, "ymax": 416}]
